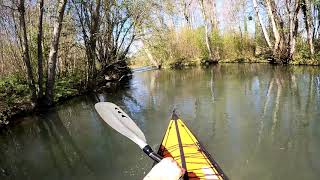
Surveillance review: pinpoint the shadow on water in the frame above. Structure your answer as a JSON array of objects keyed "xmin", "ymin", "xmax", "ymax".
[
  {"xmin": 1, "ymin": 64, "xmax": 320, "ymax": 180},
  {"xmin": 0, "ymin": 108, "xmax": 95, "ymax": 180}
]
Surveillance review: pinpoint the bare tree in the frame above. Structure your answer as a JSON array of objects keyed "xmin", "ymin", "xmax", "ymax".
[
  {"xmin": 45, "ymin": 0, "xmax": 68, "ymax": 106},
  {"xmin": 265, "ymin": 0, "xmax": 281, "ymax": 55},
  {"xmin": 73, "ymin": 0, "xmax": 101, "ymax": 89},
  {"xmin": 301, "ymin": 0, "xmax": 315, "ymax": 56},
  {"xmin": 253, "ymin": 0, "xmax": 272, "ymax": 48},
  {"xmin": 287, "ymin": 0, "xmax": 301, "ymax": 60},
  {"xmin": 0, "ymin": 36, "xmax": 3, "ymax": 74},
  {"xmin": 181, "ymin": 0, "xmax": 192, "ymax": 28},
  {"xmin": 141, "ymin": 40, "xmax": 159, "ymax": 68},
  {"xmin": 199, "ymin": 0, "xmax": 214, "ymax": 62},
  {"xmin": 313, "ymin": 2, "xmax": 320, "ymax": 39},
  {"xmin": 18, "ymin": 0, "xmax": 37, "ymax": 102},
  {"xmin": 37, "ymin": 0, "xmax": 44, "ymax": 100},
  {"xmin": 207, "ymin": 0, "xmax": 218, "ymax": 30}
]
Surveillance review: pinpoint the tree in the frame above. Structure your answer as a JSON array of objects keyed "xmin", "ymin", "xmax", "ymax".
[
  {"xmin": 181, "ymin": 0, "xmax": 192, "ymax": 28},
  {"xmin": 141, "ymin": 39, "xmax": 160, "ymax": 68},
  {"xmin": 199, "ymin": 0, "xmax": 215, "ymax": 62},
  {"xmin": 313, "ymin": 1, "xmax": 320, "ymax": 39},
  {"xmin": 45, "ymin": 0, "xmax": 68, "ymax": 106},
  {"xmin": 73, "ymin": 0, "xmax": 143, "ymax": 75},
  {"xmin": 252, "ymin": 0, "xmax": 272, "ymax": 48},
  {"xmin": 265, "ymin": 0, "xmax": 282, "ymax": 57},
  {"xmin": 37, "ymin": 0, "xmax": 44, "ymax": 100},
  {"xmin": 301, "ymin": 0, "xmax": 315, "ymax": 56},
  {"xmin": 287, "ymin": 0, "xmax": 301, "ymax": 60},
  {"xmin": 73, "ymin": 0, "xmax": 101, "ymax": 89},
  {"xmin": 18, "ymin": 0, "xmax": 37, "ymax": 103},
  {"xmin": 207, "ymin": 0, "xmax": 218, "ymax": 30}
]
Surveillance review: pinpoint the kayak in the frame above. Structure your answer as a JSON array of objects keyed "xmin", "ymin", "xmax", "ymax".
[{"xmin": 157, "ymin": 112, "xmax": 228, "ymax": 180}]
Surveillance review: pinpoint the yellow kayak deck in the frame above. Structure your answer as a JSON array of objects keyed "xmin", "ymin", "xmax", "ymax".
[{"xmin": 157, "ymin": 113, "xmax": 228, "ymax": 180}]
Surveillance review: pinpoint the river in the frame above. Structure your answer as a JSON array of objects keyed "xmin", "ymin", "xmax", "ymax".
[{"xmin": 1, "ymin": 64, "xmax": 320, "ymax": 180}]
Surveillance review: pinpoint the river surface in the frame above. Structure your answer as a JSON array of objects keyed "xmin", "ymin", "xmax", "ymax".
[{"xmin": 1, "ymin": 64, "xmax": 320, "ymax": 180}]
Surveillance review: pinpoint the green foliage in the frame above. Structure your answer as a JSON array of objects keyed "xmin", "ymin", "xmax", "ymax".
[
  {"xmin": 0, "ymin": 75, "xmax": 31, "ymax": 105},
  {"xmin": 134, "ymin": 27, "xmax": 207, "ymax": 67},
  {"xmin": 129, "ymin": 52, "xmax": 150, "ymax": 68},
  {"xmin": 0, "ymin": 76, "xmax": 31, "ymax": 125},
  {"xmin": 210, "ymin": 29, "xmax": 223, "ymax": 55},
  {"xmin": 54, "ymin": 76, "xmax": 81, "ymax": 102},
  {"xmin": 0, "ymin": 73, "xmax": 83, "ymax": 125},
  {"xmin": 296, "ymin": 38, "xmax": 311, "ymax": 59}
]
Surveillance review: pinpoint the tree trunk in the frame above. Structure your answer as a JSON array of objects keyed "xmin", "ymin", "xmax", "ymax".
[
  {"xmin": 45, "ymin": 0, "xmax": 68, "ymax": 106},
  {"xmin": 208, "ymin": 0, "xmax": 220, "ymax": 60},
  {"xmin": 265, "ymin": 0, "xmax": 281, "ymax": 54},
  {"xmin": 0, "ymin": 39, "xmax": 3, "ymax": 74},
  {"xmin": 182, "ymin": 0, "xmax": 192, "ymax": 28},
  {"xmin": 252, "ymin": 0, "xmax": 272, "ymax": 48},
  {"xmin": 209, "ymin": 0, "xmax": 218, "ymax": 30},
  {"xmin": 317, "ymin": 4, "xmax": 320, "ymax": 38},
  {"xmin": 199, "ymin": 0, "xmax": 215, "ymax": 62},
  {"xmin": 18, "ymin": 0, "xmax": 37, "ymax": 103},
  {"xmin": 142, "ymin": 40, "xmax": 159, "ymax": 68},
  {"xmin": 313, "ymin": 4, "xmax": 320, "ymax": 39},
  {"xmin": 37, "ymin": 0, "xmax": 44, "ymax": 100},
  {"xmin": 87, "ymin": 0, "xmax": 101, "ymax": 89},
  {"xmin": 288, "ymin": 0, "xmax": 300, "ymax": 60},
  {"xmin": 301, "ymin": 0, "xmax": 315, "ymax": 56}
]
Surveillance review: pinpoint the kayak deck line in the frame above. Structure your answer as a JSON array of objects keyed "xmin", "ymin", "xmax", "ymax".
[
  {"xmin": 172, "ymin": 110, "xmax": 188, "ymax": 179},
  {"xmin": 157, "ymin": 112, "xmax": 228, "ymax": 180}
]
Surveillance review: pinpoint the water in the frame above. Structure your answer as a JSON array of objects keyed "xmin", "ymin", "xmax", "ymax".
[{"xmin": 1, "ymin": 64, "xmax": 320, "ymax": 180}]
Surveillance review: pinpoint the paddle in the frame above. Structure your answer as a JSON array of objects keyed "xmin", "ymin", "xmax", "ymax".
[{"xmin": 95, "ymin": 102, "xmax": 163, "ymax": 163}]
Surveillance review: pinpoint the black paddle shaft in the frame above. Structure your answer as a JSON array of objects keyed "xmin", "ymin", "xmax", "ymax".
[{"xmin": 142, "ymin": 145, "xmax": 163, "ymax": 163}]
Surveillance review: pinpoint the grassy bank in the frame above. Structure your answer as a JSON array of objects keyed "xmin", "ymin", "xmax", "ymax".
[
  {"xmin": 130, "ymin": 56, "xmax": 320, "ymax": 70},
  {"xmin": 0, "ymin": 75, "xmax": 82, "ymax": 127},
  {"xmin": 129, "ymin": 26, "xmax": 320, "ymax": 68}
]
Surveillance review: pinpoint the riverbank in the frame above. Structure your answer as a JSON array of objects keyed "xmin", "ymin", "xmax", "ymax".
[
  {"xmin": 220, "ymin": 57, "xmax": 320, "ymax": 65},
  {"xmin": 0, "ymin": 63, "xmax": 132, "ymax": 129},
  {"xmin": 0, "ymin": 80, "xmax": 130, "ymax": 129},
  {"xmin": 131, "ymin": 57, "xmax": 320, "ymax": 69}
]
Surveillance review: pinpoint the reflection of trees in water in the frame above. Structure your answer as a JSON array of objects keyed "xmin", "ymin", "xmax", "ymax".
[
  {"xmin": 271, "ymin": 78, "xmax": 281, "ymax": 142},
  {"xmin": 206, "ymin": 65, "xmax": 320, "ymax": 178},
  {"xmin": 253, "ymin": 66, "xmax": 319, "ymax": 143},
  {"xmin": 303, "ymin": 74, "xmax": 320, "ymax": 175},
  {"xmin": 38, "ymin": 113, "xmax": 94, "ymax": 178},
  {"xmin": 0, "ymin": 128, "xmax": 23, "ymax": 179},
  {"xmin": 0, "ymin": 111, "xmax": 95, "ymax": 179},
  {"xmin": 256, "ymin": 79, "xmax": 274, "ymax": 147},
  {"xmin": 37, "ymin": 117, "xmax": 63, "ymax": 177},
  {"xmin": 251, "ymin": 67, "xmax": 320, "ymax": 177},
  {"xmin": 210, "ymin": 68, "xmax": 216, "ymax": 102}
]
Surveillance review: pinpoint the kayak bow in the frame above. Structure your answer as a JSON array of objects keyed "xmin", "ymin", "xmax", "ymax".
[{"xmin": 157, "ymin": 112, "xmax": 228, "ymax": 180}]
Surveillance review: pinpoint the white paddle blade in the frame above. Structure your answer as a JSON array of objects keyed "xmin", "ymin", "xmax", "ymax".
[{"xmin": 95, "ymin": 102, "xmax": 147, "ymax": 149}]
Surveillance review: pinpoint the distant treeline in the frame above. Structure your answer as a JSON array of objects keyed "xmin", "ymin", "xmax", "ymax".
[{"xmin": 131, "ymin": 0, "xmax": 320, "ymax": 67}]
